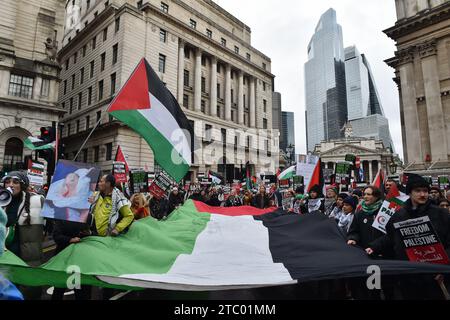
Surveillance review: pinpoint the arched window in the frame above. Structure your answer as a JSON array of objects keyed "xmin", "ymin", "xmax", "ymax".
[{"xmin": 3, "ymin": 137, "xmax": 23, "ymax": 171}]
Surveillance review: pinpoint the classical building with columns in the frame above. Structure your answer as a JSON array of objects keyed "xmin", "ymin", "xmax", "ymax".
[
  {"xmin": 0, "ymin": 0, "xmax": 66, "ymax": 174},
  {"xmin": 313, "ymin": 137, "xmax": 401, "ymax": 183},
  {"xmin": 384, "ymin": 0, "xmax": 450, "ymax": 176},
  {"xmin": 58, "ymin": 0, "xmax": 277, "ymax": 181}
]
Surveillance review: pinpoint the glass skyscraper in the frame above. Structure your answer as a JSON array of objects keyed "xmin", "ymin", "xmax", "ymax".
[
  {"xmin": 304, "ymin": 8, "xmax": 347, "ymax": 151},
  {"xmin": 281, "ymin": 111, "xmax": 295, "ymax": 152},
  {"xmin": 345, "ymin": 46, "xmax": 394, "ymax": 151}
]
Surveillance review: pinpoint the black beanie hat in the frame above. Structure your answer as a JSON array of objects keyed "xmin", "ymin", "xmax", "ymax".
[
  {"xmin": 309, "ymin": 184, "xmax": 321, "ymax": 194},
  {"xmin": 338, "ymin": 193, "xmax": 348, "ymax": 200},
  {"xmin": 343, "ymin": 195, "xmax": 358, "ymax": 210},
  {"xmin": 406, "ymin": 173, "xmax": 430, "ymax": 195}
]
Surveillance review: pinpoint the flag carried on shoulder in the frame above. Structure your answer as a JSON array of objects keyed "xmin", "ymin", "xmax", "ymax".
[{"xmin": 108, "ymin": 58, "xmax": 193, "ymax": 182}]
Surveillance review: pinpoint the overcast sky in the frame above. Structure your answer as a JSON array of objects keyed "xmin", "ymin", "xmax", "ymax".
[{"xmin": 216, "ymin": 0, "xmax": 402, "ymax": 159}]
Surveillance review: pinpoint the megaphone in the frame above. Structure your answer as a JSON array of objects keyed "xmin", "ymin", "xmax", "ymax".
[{"xmin": 0, "ymin": 187, "xmax": 13, "ymax": 207}]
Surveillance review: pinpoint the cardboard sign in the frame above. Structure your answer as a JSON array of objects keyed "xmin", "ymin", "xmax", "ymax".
[
  {"xmin": 279, "ymin": 179, "xmax": 290, "ymax": 189},
  {"xmin": 438, "ymin": 176, "xmax": 449, "ymax": 190},
  {"xmin": 323, "ymin": 168, "xmax": 334, "ymax": 184},
  {"xmin": 148, "ymin": 170, "xmax": 176, "ymax": 199},
  {"xmin": 282, "ymin": 196, "xmax": 293, "ymax": 211},
  {"xmin": 394, "ymin": 216, "xmax": 450, "ymax": 265},
  {"xmin": 372, "ymin": 197, "xmax": 407, "ymax": 233},
  {"xmin": 129, "ymin": 170, "xmax": 148, "ymax": 194},
  {"xmin": 113, "ymin": 161, "xmax": 127, "ymax": 183},
  {"xmin": 335, "ymin": 161, "xmax": 352, "ymax": 185},
  {"xmin": 345, "ymin": 154, "xmax": 356, "ymax": 164},
  {"xmin": 27, "ymin": 161, "xmax": 45, "ymax": 187}
]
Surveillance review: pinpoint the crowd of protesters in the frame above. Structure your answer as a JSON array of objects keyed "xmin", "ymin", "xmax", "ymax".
[{"xmin": 1, "ymin": 168, "xmax": 450, "ymax": 300}]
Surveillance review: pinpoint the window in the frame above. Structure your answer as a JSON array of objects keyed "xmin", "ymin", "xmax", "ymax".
[
  {"xmin": 87, "ymin": 0, "xmax": 90, "ymax": 9},
  {"xmin": 201, "ymin": 100, "xmax": 205, "ymax": 113},
  {"xmin": 217, "ymin": 105, "xmax": 221, "ymax": 118},
  {"xmin": 84, "ymin": 21, "xmax": 88, "ymax": 28},
  {"xmin": 201, "ymin": 55, "xmax": 206, "ymax": 66},
  {"xmin": 231, "ymin": 71, "xmax": 234, "ymax": 80},
  {"xmin": 263, "ymin": 99, "xmax": 267, "ymax": 112},
  {"xmin": 69, "ymin": 97, "xmax": 74, "ymax": 114},
  {"xmin": 158, "ymin": 54, "xmax": 166, "ymax": 73},
  {"xmin": 94, "ymin": 11, "xmax": 98, "ymax": 17},
  {"xmin": 184, "ymin": 47, "xmax": 190, "ymax": 59},
  {"xmin": 183, "ymin": 94, "xmax": 189, "ymax": 108},
  {"xmin": 40, "ymin": 79, "xmax": 50, "ymax": 97},
  {"xmin": 65, "ymin": 60, "xmax": 69, "ymax": 70},
  {"xmin": 62, "ymin": 102, "xmax": 65, "ymax": 110},
  {"xmin": 76, "ymin": 120, "xmax": 80, "ymax": 133},
  {"xmin": 205, "ymin": 124, "xmax": 212, "ymax": 141},
  {"xmin": 96, "ymin": 110, "xmax": 101, "ymax": 122},
  {"xmin": 231, "ymin": 89, "xmax": 234, "ymax": 103},
  {"xmin": 231, "ymin": 110, "xmax": 235, "ymax": 122},
  {"xmin": 71, "ymin": 74, "xmax": 75, "ymax": 89},
  {"xmin": 243, "ymin": 94, "xmax": 246, "ymax": 107},
  {"xmin": 98, "ymin": 80, "xmax": 104, "ymax": 100},
  {"xmin": 216, "ymin": 63, "xmax": 220, "ymax": 73},
  {"xmin": 161, "ymin": 2, "xmax": 169, "ymax": 13},
  {"xmin": 201, "ymin": 77, "xmax": 206, "ymax": 93},
  {"xmin": 78, "ymin": 92, "xmax": 82, "ymax": 110},
  {"xmin": 246, "ymin": 53, "xmax": 251, "ymax": 61},
  {"xmin": 88, "ymin": 86, "xmax": 93, "ymax": 105},
  {"xmin": 206, "ymin": 29, "xmax": 212, "ymax": 39},
  {"xmin": 263, "ymin": 118, "xmax": 268, "ymax": 129},
  {"xmin": 115, "ymin": 17, "xmax": 120, "ymax": 32},
  {"xmin": 63, "ymin": 80, "xmax": 67, "ymax": 95},
  {"xmin": 80, "ymin": 67, "xmax": 85, "ymax": 84},
  {"xmin": 190, "ymin": 19, "xmax": 196, "ymax": 29},
  {"xmin": 67, "ymin": 123, "xmax": 71, "ymax": 136},
  {"xmin": 112, "ymin": 43, "xmax": 118, "ymax": 64},
  {"xmin": 137, "ymin": 0, "xmax": 143, "ymax": 9},
  {"xmin": 92, "ymin": 36, "xmax": 96, "ymax": 49},
  {"xmin": 160, "ymin": 29, "xmax": 166, "ymax": 43},
  {"xmin": 82, "ymin": 45, "xmax": 87, "ymax": 57},
  {"xmin": 263, "ymin": 82, "xmax": 266, "ymax": 91},
  {"xmin": 221, "ymin": 38, "xmax": 226, "ymax": 47},
  {"xmin": 86, "ymin": 115, "xmax": 90, "ymax": 130},
  {"xmin": 73, "ymin": 52, "xmax": 78, "ymax": 64},
  {"xmin": 262, "ymin": 62, "xmax": 266, "ymax": 70},
  {"xmin": 217, "ymin": 83, "xmax": 220, "ymax": 99},
  {"xmin": 234, "ymin": 46, "xmax": 239, "ymax": 54},
  {"xmin": 94, "ymin": 146, "xmax": 99, "ymax": 162},
  {"xmin": 103, "ymin": 27, "xmax": 107, "ymax": 41},
  {"xmin": 90, "ymin": 60, "xmax": 95, "ymax": 78},
  {"xmin": 183, "ymin": 70, "xmax": 189, "ymax": 87},
  {"xmin": 106, "ymin": 143, "xmax": 112, "ymax": 161},
  {"xmin": 110, "ymin": 73, "xmax": 116, "ymax": 94},
  {"xmin": 105, "ymin": 0, "xmax": 109, "ymax": 7},
  {"xmin": 101, "ymin": 52, "xmax": 106, "ymax": 71},
  {"xmin": 243, "ymin": 77, "xmax": 246, "ymax": 85}
]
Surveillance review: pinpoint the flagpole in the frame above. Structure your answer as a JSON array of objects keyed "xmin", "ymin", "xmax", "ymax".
[
  {"xmin": 73, "ymin": 117, "xmax": 102, "ymax": 161},
  {"xmin": 55, "ymin": 121, "xmax": 59, "ymax": 168}
]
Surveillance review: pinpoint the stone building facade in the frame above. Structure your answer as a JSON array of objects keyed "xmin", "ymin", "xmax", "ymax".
[
  {"xmin": 0, "ymin": 0, "xmax": 66, "ymax": 174},
  {"xmin": 384, "ymin": 0, "xmax": 450, "ymax": 176},
  {"xmin": 314, "ymin": 137, "xmax": 401, "ymax": 183},
  {"xmin": 58, "ymin": 0, "xmax": 278, "ymax": 181}
]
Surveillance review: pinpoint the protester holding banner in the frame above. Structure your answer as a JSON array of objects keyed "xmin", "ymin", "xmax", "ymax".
[
  {"xmin": 366, "ymin": 174, "xmax": 450, "ymax": 299},
  {"xmin": 384, "ymin": 179, "xmax": 397, "ymax": 196},
  {"xmin": 224, "ymin": 189, "xmax": 243, "ymax": 207},
  {"xmin": 338, "ymin": 196, "xmax": 357, "ymax": 234},
  {"xmin": 242, "ymin": 190, "xmax": 253, "ymax": 206},
  {"xmin": 304, "ymin": 184, "xmax": 324, "ymax": 213},
  {"xmin": 168, "ymin": 187, "xmax": 184, "ymax": 213},
  {"xmin": 329, "ymin": 193, "xmax": 347, "ymax": 221},
  {"xmin": 324, "ymin": 185, "xmax": 338, "ymax": 216},
  {"xmin": 347, "ymin": 186, "xmax": 384, "ymax": 249},
  {"xmin": 439, "ymin": 198, "xmax": 449, "ymax": 213},
  {"xmin": 88, "ymin": 174, "xmax": 134, "ymax": 237},
  {"xmin": 130, "ymin": 193, "xmax": 150, "ymax": 220},
  {"xmin": 252, "ymin": 185, "xmax": 271, "ymax": 209}
]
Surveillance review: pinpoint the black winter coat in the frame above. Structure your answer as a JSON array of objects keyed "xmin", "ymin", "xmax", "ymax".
[
  {"xmin": 52, "ymin": 220, "xmax": 90, "ymax": 254},
  {"xmin": 347, "ymin": 208, "xmax": 386, "ymax": 250},
  {"xmin": 252, "ymin": 194, "xmax": 270, "ymax": 209},
  {"xmin": 370, "ymin": 199, "xmax": 450, "ymax": 260}
]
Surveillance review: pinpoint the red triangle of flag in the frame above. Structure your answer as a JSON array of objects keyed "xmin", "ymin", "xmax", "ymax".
[
  {"xmin": 108, "ymin": 58, "xmax": 151, "ymax": 112},
  {"xmin": 115, "ymin": 146, "xmax": 129, "ymax": 172}
]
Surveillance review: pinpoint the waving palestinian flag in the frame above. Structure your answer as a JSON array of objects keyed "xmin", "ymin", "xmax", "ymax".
[
  {"xmin": 108, "ymin": 58, "xmax": 193, "ymax": 182},
  {"xmin": 277, "ymin": 165, "xmax": 296, "ymax": 180},
  {"xmin": 24, "ymin": 136, "xmax": 55, "ymax": 150}
]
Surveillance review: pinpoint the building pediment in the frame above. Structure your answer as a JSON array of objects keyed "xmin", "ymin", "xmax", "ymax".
[{"xmin": 319, "ymin": 144, "xmax": 379, "ymax": 157}]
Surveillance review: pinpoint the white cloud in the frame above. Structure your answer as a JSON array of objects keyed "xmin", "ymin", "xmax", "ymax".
[{"xmin": 216, "ymin": 0, "xmax": 403, "ymax": 159}]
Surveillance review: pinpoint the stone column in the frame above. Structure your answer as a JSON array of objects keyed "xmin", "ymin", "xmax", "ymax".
[
  {"xmin": 250, "ymin": 76, "xmax": 256, "ymax": 128},
  {"xmin": 194, "ymin": 48, "xmax": 202, "ymax": 112},
  {"xmin": 368, "ymin": 161, "xmax": 373, "ymax": 183},
  {"xmin": 395, "ymin": 0, "xmax": 406, "ymax": 20},
  {"xmin": 177, "ymin": 40, "xmax": 185, "ymax": 104},
  {"xmin": 210, "ymin": 56, "xmax": 217, "ymax": 117},
  {"xmin": 225, "ymin": 64, "xmax": 232, "ymax": 121},
  {"xmin": 238, "ymin": 71, "xmax": 244, "ymax": 125},
  {"xmin": 33, "ymin": 76, "xmax": 42, "ymax": 100},
  {"xmin": 399, "ymin": 60, "xmax": 423, "ymax": 164},
  {"xmin": 420, "ymin": 44, "xmax": 449, "ymax": 161}
]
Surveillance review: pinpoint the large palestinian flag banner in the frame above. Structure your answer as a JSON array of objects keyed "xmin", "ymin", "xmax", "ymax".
[
  {"xmin": 108, "ymin": 58, "xmax": 193, "ymax": 182},
  {"xmin": 1, "ymin": 200, "xmax": 450, "ymax": 291}
]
